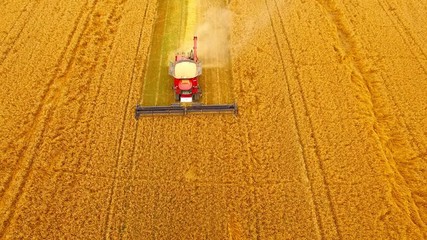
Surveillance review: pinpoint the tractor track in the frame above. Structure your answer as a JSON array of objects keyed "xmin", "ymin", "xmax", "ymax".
[
  {"xmin": 345, "ymin": 0, "xmax": 427, "ymax": 177},
  {"xmin": 0, "ymin": 1, "xmax": 95, "ymax": 237},
  {"xmin": 376, "ymin": 0, "xmax": 427, "ymax": 75},
  {"xmin": 320, "ymin": 0, "xmax": 426, "ymax": 231},
  {"xmin": 339, "ymin": 0, "xmax": 427, "ymax": 229},
  {"xmin": 42, "ymin": 1, "xmax": 119, "ymax": 170},
  {"xmin": 82, "ymin": 38, "xmax": 121, "ymax": 172},
  {"xmin": 0, "ymin": 0, "xmax": 41, "ymax": 66},
  {"xmin": 8, "ymin": 0, "xmax": 96, "ymax": 164},
  {"xmin": 264, "ymin": 0, "xmax": 323, "ymax": 239},
  {"xmin": 0, "ymin": 0, "xmax": 90, "ymax": 155},
  {"xmin": 67, "ymin": 0, "xmax": 127, "ymax": 170},
  {"xmin": 373, "ymin": 0, "xmax": 427, "ymax": 153},
  {"xmin": 0, "ymin": 0, "xmax": 33, "ymax": 45},
  {"xmin": 268, "ymin": 0, "xmax": 343, "ymax": 238},
  {"xmin": 102, "ymin": 0, "xmax": 151, "ymax": 238},
  {"xmin": 0, "ymin": 32, "xmax": 39, "ymax": 160},
  {"xmin": 147, "ymin": 121, "xmax": 159, "ymax": 239},
  {"xmin": 378, "ymin": 69, "xmax": 427, "ymax": 156},
  {"xmin": 123, "ymin": 10, "xmax": 159, "ymax": 236},
  {"xmin": 0, "ymin": 38, "xmax": 39, "ymax": 196},
  {"xmin": 0, "ymin": 0, "xmax": 95, "ymax": 237},
  {"xmin": 35, "ymin": 1, "xmax": 129, "ymax": 236},
  {"xmin": 32, "ymin": 0, "xmax": 97, "ymax": 178},
  {"xmin": 118, "ymin": 123, "xmax": 147, "ymax": 240}
]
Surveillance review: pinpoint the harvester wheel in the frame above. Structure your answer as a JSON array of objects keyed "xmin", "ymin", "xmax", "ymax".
[{"xmin": 175, "ymin": 93, "xmax": 180, "ymax": 101}]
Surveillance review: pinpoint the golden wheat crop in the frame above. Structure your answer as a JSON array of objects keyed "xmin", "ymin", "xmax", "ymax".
[{"xmin": 0, "ymin": 0, "xmax": 426, "ymax": 239}]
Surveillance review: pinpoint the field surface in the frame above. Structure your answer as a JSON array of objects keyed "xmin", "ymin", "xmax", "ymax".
[{"xmin": 1, "ymin": 0, "xmax": 426, "ymax": 239}]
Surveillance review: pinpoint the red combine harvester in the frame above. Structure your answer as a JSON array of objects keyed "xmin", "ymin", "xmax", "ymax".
[
  {"xmin": 135, "ymin": 36, "xmax": 237, "ymax": 118},
  {"xmin": 171, "ymin": 36, "xmax": 202, "ymax": 103}
]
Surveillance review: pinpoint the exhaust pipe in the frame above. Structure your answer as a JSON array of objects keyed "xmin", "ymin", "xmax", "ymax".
[{"xmin": 193, "ymin": 36, "xmax": 198, "ymax": 62}]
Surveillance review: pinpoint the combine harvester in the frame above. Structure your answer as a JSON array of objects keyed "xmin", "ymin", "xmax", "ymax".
[{"xmin": 135, "ymin": 36, "xmax": 237, "ymax": 118}]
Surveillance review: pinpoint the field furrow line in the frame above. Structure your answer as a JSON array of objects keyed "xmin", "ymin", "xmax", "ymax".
[
  {"xmin": 102, "ymin": 0, "xmax": 155, "ymax": 237},
  {"xmin": 379, "ymin": 70, "xmax": 427, "ymax": 157},
  {"xmin": 83, "ymin": 47, "xmax": 125, "ymax": 166},
  {"xmin": 0, "ymin": 38, "xmax": 39, "ymax": 198},
  {"xmin": 150, "ymin": 187, "xmax": 160, "ymax": 239},
  {"xmin": 70, "ymin": 0, "xmax": 127, "ymax": 170},
  {"xmin": 0, "ymin": 0, "xmax": 33, "ymax": 45},
  {"xmin": 25, "ymin": 0, "xmax": 100, "ymax": 171},
  {"xmin": 148, "ymin": 122, "xmax": 159, "ymax": 239},
  {"xmin": 8, "ymin": 0, "xmax": 93, "ymax": 181},
  {"xmin": 376, "ymin": 0, "xmax": 427, "ymax": 75},
  {"xmin": 272, "ymin": 0, "xmax": 343, "ymax": 238},
  {"xmin": 341, "ymin": 2, "xmax": 427, "ymax": 155},
  {"xmin": 82, "ymin": 51, "xmax": 120, "ymax": 171},
  {"xmin": 319, "ymin": 0, "xmax": 426, "ymax": 232},
  {"xmin": 0, "ymin": 0, "xmax": 41, "ymax": 66},
  {"xmin": 116, "ymin": 177, "xmax": 293, "ymax": 187},
  {"xmin": 241, "ymin": 124, "xmax": 257, "ymax": 238},
  {"xmin": 36, "ymin": 1, "xmax": 128, "ymax": 233},
  {"xmin": 51, "ymin": 168, "xmax": 114, "ymax": 180},
  {"xmin": 382, "ymin": 1, "xmax": 427, "ymax": 60},
  {"xmin": 375, "ymin": 71, "xmax": 427, "ymax": 228},
  {"xmin": 101, "ymin": 61, "xmax": 124, "ymax": 238},
  {"xmin": 54, "ymin": 0, "xmax": 99, "ymax": 81},
  {"xmin": 118, "ymin": 129, "xmax": 140, "ymax": 240},
  {"xmin": 263, "ymin": 0, "xmax": 323, "ymax": 239},
  {"xmin": 20, "ymin": 1, "xmax": 104, "ymax": 229},
  {"xmin": 19, "ymin": 0, "xmax": 96, "ymax": 141},
  {"xmin": 0, "ymin": 0, "xmax": 89, "ymax": 153},
  {"xmin": 0, "ymin": 1, "xmax": 98, "ymax": 237},
  {"xmin": 232, "ymin": 1, "xmax": 261, "ymax": 233}
]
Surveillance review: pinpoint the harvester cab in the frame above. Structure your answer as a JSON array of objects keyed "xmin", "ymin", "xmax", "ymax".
[{"xmin": 135, "ymin": 36, "xmax": 237, "ymax": 118}]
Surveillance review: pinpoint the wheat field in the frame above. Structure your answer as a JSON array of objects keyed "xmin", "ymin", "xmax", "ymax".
[{"xmin": 0, "ymin": 0, "xmax": 426, "ymax": 239}]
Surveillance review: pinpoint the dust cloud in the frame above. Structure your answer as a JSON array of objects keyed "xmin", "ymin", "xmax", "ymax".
[
  {"xmin": 170, "ymin": 7, "xmax": 232, "ymax": 68},
  {"xmin": 196, "ymin": 7, "xmax": 232, "ymax": 67}
]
